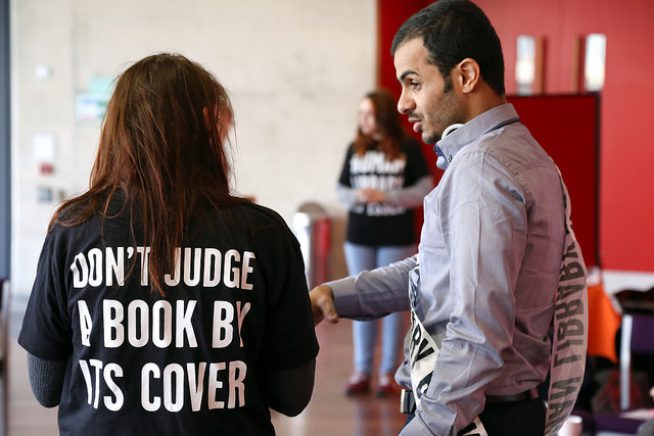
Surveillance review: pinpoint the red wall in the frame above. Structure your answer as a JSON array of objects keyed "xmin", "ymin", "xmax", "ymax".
[
  {"xmin": 508, "ymin": 95, "xmax": 599, "ymax": 267},
  {"xmin": 377, "ymin": 0, "xmax": 435, "ymax": 167},
  {"xmin": 378, "ymin": 0, "xmax": 654, "ymax": 272}
]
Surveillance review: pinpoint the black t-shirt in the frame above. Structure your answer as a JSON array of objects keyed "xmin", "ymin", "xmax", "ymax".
[
  {"xmin": 338, "ymin": 137, "xmax": 431, "ymax": 246},
  {"xmin": 19, "ymin": 201, "xmax": 319, "ymax": 436}
]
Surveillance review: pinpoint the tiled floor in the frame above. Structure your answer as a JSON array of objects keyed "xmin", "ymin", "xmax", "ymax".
[{"xmin": 3, "ymin": 294, "xmax": 407, "ymax": 435}]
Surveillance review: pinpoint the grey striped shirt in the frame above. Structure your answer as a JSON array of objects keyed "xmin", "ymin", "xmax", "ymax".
[{"xmin": 330, "ymin": 103, "xmax": 569, "ymax": 435}]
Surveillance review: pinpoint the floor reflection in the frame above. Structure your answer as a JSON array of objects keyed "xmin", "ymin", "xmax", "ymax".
[{"xmin": 272, "ymin": 318, "xmax": 408, "ymax": 436}]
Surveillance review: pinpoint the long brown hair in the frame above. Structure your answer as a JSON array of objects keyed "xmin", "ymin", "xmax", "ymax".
[
  {"xmin": 51, "ymin": 53, "xmax": 245, "ymax": 295},
  {"xmin": 352, "ymin": 89, "xmax": 405, "ymax": 160}
]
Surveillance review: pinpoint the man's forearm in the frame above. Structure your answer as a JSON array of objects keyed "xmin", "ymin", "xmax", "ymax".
[{"xmin": 328, "ymin": 255, "xmax": 416, "ymax": 319}]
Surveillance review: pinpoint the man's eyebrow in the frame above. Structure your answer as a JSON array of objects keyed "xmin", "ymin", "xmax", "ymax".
[{"xmin": 398, "ymin": 70, "xmax": 418, "ymax": 81}]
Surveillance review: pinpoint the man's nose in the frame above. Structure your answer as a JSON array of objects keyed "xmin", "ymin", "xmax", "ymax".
[{"xmin": 397, "ymin": 91, "xmax": 414, "ymax": 115}]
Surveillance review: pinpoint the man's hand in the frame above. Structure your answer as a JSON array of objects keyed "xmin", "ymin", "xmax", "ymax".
[{"xmin": 310, "ymin": 285, "xmax": 339, "ymax": 325}]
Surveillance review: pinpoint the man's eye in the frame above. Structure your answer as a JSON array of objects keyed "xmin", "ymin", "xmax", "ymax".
[{"xmin": 409, "ymin": 81, "xmax": 421, "ymax": 90}]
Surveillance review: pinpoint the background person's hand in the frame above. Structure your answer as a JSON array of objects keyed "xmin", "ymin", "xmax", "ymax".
[
  {"xmin": 355, "ymin": 188, "xmax": 386, "ymax": 204},
  {"xmin": 310, "ymin": 285, "xmax": 339, "ymax": 325}
]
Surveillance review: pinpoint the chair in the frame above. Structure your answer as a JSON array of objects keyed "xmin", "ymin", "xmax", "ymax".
[
  {"xmin": 620, "ymin": 313, "xmax": 654, "ymax": 410},
  {"xmin": 595, "ymin": 310, "xmax": 654, "ymax": 435},
  {"xmin": 615, "ymin": 287, "xmax": 654, "ymax": 315},
  {"xmin": 0, "ymin": 276, "xmax": 7, "ymax": 366},
  {"xmin": 0, "ymin": 277, "xmax": 8, "ymax": 436}
]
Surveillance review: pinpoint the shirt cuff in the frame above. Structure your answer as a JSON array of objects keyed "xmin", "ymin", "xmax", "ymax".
[{"xmin": 325, "ymin": 277, "xmax": 361, "ymax": 317}]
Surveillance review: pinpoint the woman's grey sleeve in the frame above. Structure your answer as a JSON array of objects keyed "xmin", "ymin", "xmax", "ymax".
[
  {"xmin": 27, "ymin": 353, "xmax": 67, "ymax": 407},
  {"xmin": 336, "ymin": 184, "xmax": 359, "ymax": 209},
  {"xmin": 263, "ymin": 358, "xmax": 316, "ymax": 416},
  {"xmin": 384, "ymin": 175, "xmax": 434, "ymax": 208}
]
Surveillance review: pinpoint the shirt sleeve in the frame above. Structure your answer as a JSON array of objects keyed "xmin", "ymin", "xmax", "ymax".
[
  {"xmin": 416, "ymin": 151, "xmax": 528, "ymax": 435},
  {"xmin": 262, "ymin": 358, "xmax": 315, "ymax": 416},
  {"xmin": 329, "ymin": 255, "xmax": 416, "ymax": 319},
  {"xmin": 260, "ymin": 224, "xmax": 319, "ymax": 371},
  {"xmin": 336, "ymin": 184, "xmax": 358, "ymax": 209},
  {"xmin": 337, "ymin": 144, "xmax": 354, "ymax": 187},
  {"xmin": 384, "ymin": 175, "xmax": 433, "ymax": 209},
  {"xmin": 18, "ymin": 229, "xmax": 73, "ymax": 361},
  {"xmin": 27, "ymin": 353, "xmax": 67, "ymax": 407},
  {"xmin": 384, "ymin": 139, "xmax": 434, "ymax": 208}
]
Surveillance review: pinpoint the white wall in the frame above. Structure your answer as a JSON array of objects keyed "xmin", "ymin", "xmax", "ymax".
[{"xmin": 11, "ymin": 0, "xmax": 376, "ymax": 294}]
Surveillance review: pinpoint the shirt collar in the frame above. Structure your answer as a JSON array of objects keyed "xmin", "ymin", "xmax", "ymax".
[{"xmin": 434, "ymin": 103, "xmax": 520, "ymax": 170}]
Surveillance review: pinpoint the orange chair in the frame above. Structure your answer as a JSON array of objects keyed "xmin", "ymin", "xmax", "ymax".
[{"xmin": 587, "ymin": 283, "xmax": 621, "ymax": 363}]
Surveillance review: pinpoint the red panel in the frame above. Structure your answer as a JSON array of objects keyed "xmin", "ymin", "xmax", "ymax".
[
  {"xmin": 473, "ymin": 0, "xmax": 654, "ymax": 271},
  {"xmin": 377, "ymin": 0, "xmax": 438, "ymax": 236},
  {"xmin": 377, "ymin": 0, "xmax": 437, "ymax": 170},
  {"xmin": 377, "ymin": 0, "xmax": 432, "ymax": 97},
  {"xmin": 379, "ymin": 0, "xmax": 654, "ymax": 271},
  {"xmin": 509, "ymin": 94, "xmax": 599, "ymax": 267}
]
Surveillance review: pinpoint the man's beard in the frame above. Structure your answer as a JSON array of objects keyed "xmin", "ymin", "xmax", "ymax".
[{"xmin": 424, "ymin": 76, "xmax": 463, "ymax": 144}]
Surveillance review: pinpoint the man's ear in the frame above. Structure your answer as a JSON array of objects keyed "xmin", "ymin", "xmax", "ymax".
[{"xmin": 453, "ymin": 58, "xmax": 481, "ymax": 94}]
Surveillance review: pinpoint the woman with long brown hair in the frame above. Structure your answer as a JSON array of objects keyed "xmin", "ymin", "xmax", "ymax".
[
  {"xmin": 19, "ymin": 53, "xmax": 318, "ymax": 435},
  {"xmin": 337, "ymin": 89, "xmax": 432, "ymax": 396}
]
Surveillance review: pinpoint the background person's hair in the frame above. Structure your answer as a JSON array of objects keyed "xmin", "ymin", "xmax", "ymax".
[
  {"xmin": 391, "ymin": 0, "xmax": 505, "ymax": 96},
  {"xmin": 353, "ymin": 89, "xmax": 406, "ymax": 160},
  {"xmin": 51, "ymin": 53, "xmax": 246, "ymax": 295}
]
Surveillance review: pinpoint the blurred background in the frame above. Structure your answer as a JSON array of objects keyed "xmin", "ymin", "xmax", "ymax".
[{"xmin": 2, "ymin": 0, "xmax": 654, "ymax": 435}]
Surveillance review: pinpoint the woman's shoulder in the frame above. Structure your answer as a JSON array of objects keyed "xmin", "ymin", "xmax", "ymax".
[
  {"xmin": 219, "ymin": 201, "xmax": 295, "ymax": 237},
  {"xmin": 48, "ymin": 203, "xmax": 103, "ymax": 235},
  {"xmin": 226, "ymin": 202, "xmax": 301, "ymax": 251},
  {"xmin": 235, "ymin": 202, "xmax": 287, "ymax": 227},
  {"xmin": 399, "ymin": 135, "xmax": 422, "ymax": 150},
  {"xmin": 399, "ymin": 136, "xmax": 429, "ymax": 161},
  {"xmin": 51, "ymin": 191, "xmax": 126, "ymax": 230}
]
